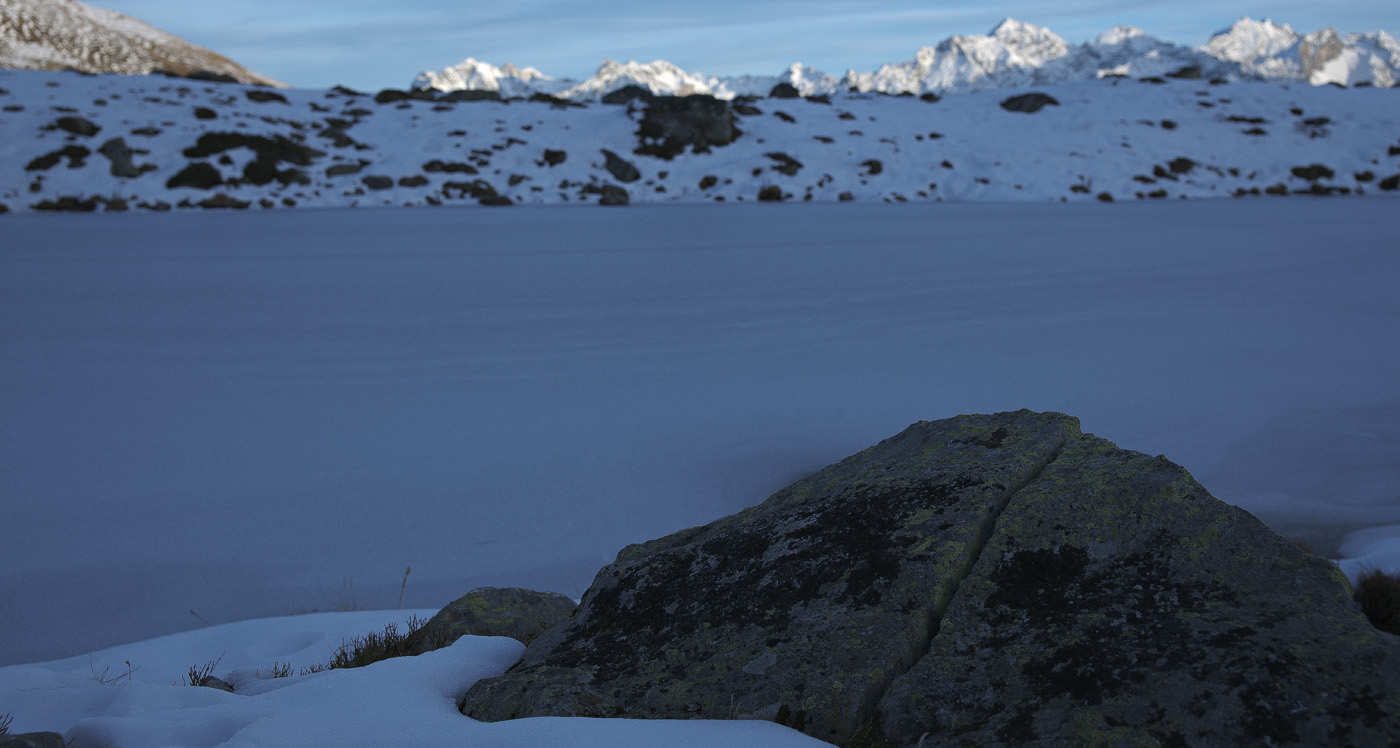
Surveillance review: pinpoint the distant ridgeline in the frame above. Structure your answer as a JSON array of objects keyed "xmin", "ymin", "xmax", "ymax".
[
  {"xmin": 2, "ymin": 59, "xmax": 1397, "ymax": 213},
  {"xmin": 413, "ymin": 18, "xmax": 1400, "ymax": 101}
]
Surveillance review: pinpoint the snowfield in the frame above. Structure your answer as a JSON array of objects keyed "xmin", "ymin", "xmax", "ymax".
[{"xmin": 1, "ymin": 66, "xmax": 1398, "ymax": 214}]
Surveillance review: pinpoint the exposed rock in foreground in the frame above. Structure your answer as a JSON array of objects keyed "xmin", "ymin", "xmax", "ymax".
[{"xmin": 459, "ymin": 411, "xmax": 1400, "ymax": 747}]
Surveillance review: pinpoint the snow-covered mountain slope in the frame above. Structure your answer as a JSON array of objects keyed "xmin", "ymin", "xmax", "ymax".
[
  {"xmin": 2, "ymin": 67, "xmax": 1398, "ymax": 214},
  {"xmin": 0, "ymin": 0, "xmax": 282, "ymax": 86},
  {"xmin": 417, "ymin": 17, "xmax": 1399, "ymax": 101}
]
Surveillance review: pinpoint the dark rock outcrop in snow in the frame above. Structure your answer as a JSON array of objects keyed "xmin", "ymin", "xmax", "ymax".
[
  {"xmin": 601, "ymin": 149, "xmax": 641, "ymax": 183},
  {"xmin": 459, "ymin": 411, "xmax": 1400, "ymax": 747},
  {"xmin": 634, "ymin": 95, "xmax": 740, "ymax": 159},
  {"xmin": 1000, "ymin": 92, "xmax": 1061, "ymax": 113}
]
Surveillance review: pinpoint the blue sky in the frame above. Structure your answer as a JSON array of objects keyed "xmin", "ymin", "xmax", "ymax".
[{"xmin": 93, "ymin": 1, "xmax": 1400, "ymax": 89}]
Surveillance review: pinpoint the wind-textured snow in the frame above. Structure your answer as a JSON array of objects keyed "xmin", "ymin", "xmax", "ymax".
[
  {"xmin": 3, "ymin": 198, "xmax": 1399, "ymax": 673},
  {"xmin": 416, "ymin": 17, "xmax": 1400, "ymax": 100}
]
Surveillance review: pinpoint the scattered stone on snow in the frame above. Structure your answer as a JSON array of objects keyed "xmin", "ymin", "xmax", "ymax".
[
  {"xmin": 360, "ymin": 175, "xmax": 393, "ymax": 190},
  {"xmin": 97, "ymin": 137, "xmax": 156, "ymax": 178},
  {"xmin": 861, "ymin": 159, "xmax": 883, "ymax": 176},
  {"xmin": 25, "ymin": 145, "xmax": 91, "ymax": 171},
  {"xmin": 439, "ymin": 90, "xmax": 502, "ymax": 102},
  {"xmin": 768, "ymin": 82, "xmax": 801, "ymax": 99},
  {"xmin": 757, "ymin": 184, "xmax": 785, "ymax": 201},
  {"xmin": 166, "ymin": 162, "xmax": 222, "ymax": 189},
  {"xmin": 245, "ymin": 90, "xmax": 289, "ymax": 104},
  {"xmin": 601, "ymin": 149, "xmax": 641, "ymax": 182},
  {"xmin": 1379, "ymin": 174, "xmax": 1400, "ymax": 191},
  {"xmin": 1000, "ymin": 92, "xmax": 1060, "ymax": 113},
  {"xmin": 422, "ymin": 159, "xmax": 478, "ymax": 175},
  {"xmin": 764, "ymin": 152, "xmax": 803, "ymax": 176},
  {"xmin": 50, "ymin": 115, "xmax": 100, "ymax": 136},
  {"xmin": 192, "ymin": 106, "xmax": 217, "ymax": 120},
  {"xmin": 398, "ymin": 175, "xmax": 429, "ymax": 187},
  {"xmin": 197, "ymin": 192, "xmax": 249, "ymax": 209},
  {"xmin": 541, "ymin": 149, "xmax": 567, "ymax": 166},
  {"xmin": 1292, "ymin": 163, "xmax": 1336, "ymax": 181}
]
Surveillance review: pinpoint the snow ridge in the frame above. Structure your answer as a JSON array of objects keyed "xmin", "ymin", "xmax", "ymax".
[{"xmin": 417, "ymin": 16, "xmax": 1400, "ymax": 100}]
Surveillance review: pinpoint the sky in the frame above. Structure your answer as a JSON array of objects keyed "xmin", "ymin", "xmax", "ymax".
[{"xmin": 87, "ymin": 0, "xmax": 1400, "ymax": 90}]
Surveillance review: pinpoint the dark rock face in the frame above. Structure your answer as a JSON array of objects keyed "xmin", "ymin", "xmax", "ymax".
[
  {"xmin": 765, "ymin": 152, "xmax": 803, "ymax": 176},
  {"xmin": 166, "ymin": 162, "xmax": 222, "ymax": 189},
  {"xmin": 25, "ymin": 145, "xmax": 90, "ymax": 171},
  {"xmin": 542, "ymin": 149, "xmax": 567, "ymax": 167},
  {"xmin": 1000, "ymin": 92, "xmax": 1060, "ymax": 113},
  {"xmin": 439, "ymin": 89, "xmax": 502, "ymax": 102},
  {"xmin": 245, "ymin": 90, "xmax": 289, "ymax": 104},
  {"xmin": 601, "ymin": 85, "xmax": 654, "ymax": 105},
  {"xmin": 407, "ymin": 587, "xmax": 577, "ymax": 654},
  {"xmin": 1292, "ymin": 163, "xmax": 1336, "ymax": 181},
  {"xmin": 97, "ymin": 137, "xmax": 155, "ymax": 178},
  {"xmin": 634, "ymin": 95, "xmax": 740, "ymax": 159},
  {"xmin": 52, "ymin": 116, "xmax": 99, "ymax": 136},
  {"xmin": 460, "ymin": 411, "xmax": 1400, "ymax": 747},
  {"xmin": 601, "ymin": 149, "xmax": 641, "ymax": 183},
  {"xmin": 769, "ymin": 82, "xmax": 801, "ymax": 99}
]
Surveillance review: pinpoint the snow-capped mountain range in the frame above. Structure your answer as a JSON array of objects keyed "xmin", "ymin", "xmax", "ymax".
[
  {"xmin": 416, "ymin": 18, "xmax": 1400, "ymax": 101},
  {"xmin": 0, "ymin": 0, "xmax": 282, "ymax": 86}
]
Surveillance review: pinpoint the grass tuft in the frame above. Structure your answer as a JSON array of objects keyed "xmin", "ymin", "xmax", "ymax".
[
  {"xmin": 1354, "ymin": 568, "xmax": 1400, "ymax": 636},
  {"xmin": 1, "ymin": 711, "xmax": 12, "ymax": 734},
  {"xmin": 187, "ymin": 655, "xmax": 224, "ymax": 686},
  {"xmin": 299, "ymin": 615, "xmax": 430, "ymax": 675}
]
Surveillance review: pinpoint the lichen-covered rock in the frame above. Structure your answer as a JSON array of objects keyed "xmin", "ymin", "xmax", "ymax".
[
  {"xmin": 634, "ymin": 95, "xmax": 740, "ymax": 159},
  {"xmin": 408, "ymin": 587, "xmax": 577, "ymax": 654},
  {"xmin": 460, "ymin": 411, "xmax": 1078, "ymax": 741},
  {"xmin": 459, "ymin": 411, "xmax": 1400, "ymax": 747},
  {"xmin": 876, "ymin": 433, "xmax": 1400, "ymax": 747}
]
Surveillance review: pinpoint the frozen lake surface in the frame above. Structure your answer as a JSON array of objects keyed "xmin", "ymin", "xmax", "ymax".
[{"xmin": 3, "ymin": 199, "xmax": 1399, "ymax": 666}]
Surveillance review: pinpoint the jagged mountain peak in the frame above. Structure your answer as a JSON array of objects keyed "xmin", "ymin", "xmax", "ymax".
[
  {"xmin": 1204, "ymin": 17, "xmax": 1300, "ymax": 62},
  {"xmin": 414, "ymin": 16, "xmax": 1399, "ymax": 101},
  {"xmin": 0, "ymin": 0, "xmax": 283, "ymax": 86}
]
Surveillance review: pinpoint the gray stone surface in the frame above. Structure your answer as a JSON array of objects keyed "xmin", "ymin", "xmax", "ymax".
[
  {"xmin": 408, "ymin": 586, "xmax": 577, "ymax": 654},
  {"xmin": 458, "ymin": 411, "xmax": 1400, "ymax": 746},
  {"xmin": 876, "ymin": 433, "xmax": 1400, "ymax": 747},
  {"xmin": 460, "ymin": 411, "xmax": 1078, "ymax": 742}
]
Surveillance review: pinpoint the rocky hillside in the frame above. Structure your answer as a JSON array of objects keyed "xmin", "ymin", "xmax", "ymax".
[
  {"xmin": 0, "ymin": 0, "xmax": 281, "ymax": 86},
  {"xmin": 1, "ymin": 66, "xmax": 1398, "ymax": 214},
  {"xmin": 416, "ymin": 18, "xmax": 1400, "ymax": 101}
]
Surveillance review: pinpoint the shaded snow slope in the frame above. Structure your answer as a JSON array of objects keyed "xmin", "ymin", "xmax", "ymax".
[
  {"xmin": 3, "ymin": 199, "xmax": 1398, "ymax": 668},
  {"xmin": 0, "ymin": 0, "xmax": 283, "ymax": 86},
  {"xmin": 417, "ymin": 17, "xmax": 1400, "ymax": 101},
  {"xmin": 2, "ymin": 68, "xmax": 1398, "ymax": 214}
]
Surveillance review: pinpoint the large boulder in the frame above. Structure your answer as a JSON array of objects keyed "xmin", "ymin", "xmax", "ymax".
[
  {"xmin": 634, "ymin": 95, "xmax": 740, "ymax": 159},
  {"xmin": 460, "ymin": 411, "xmax": 1400, "ymax": 747},
  {"xmin": 407, "ymin": 586, "xmax": 577, "ymax": 654}
]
